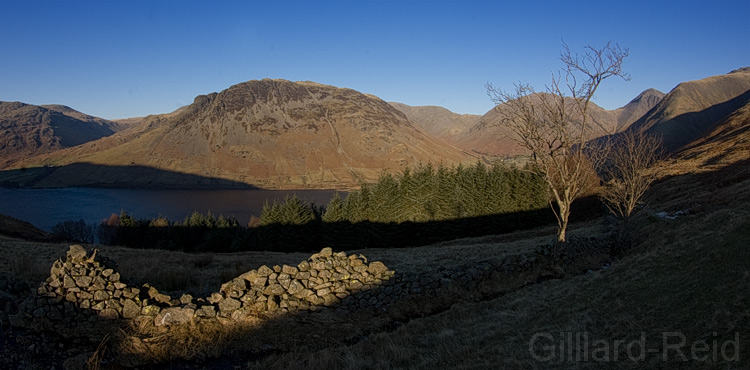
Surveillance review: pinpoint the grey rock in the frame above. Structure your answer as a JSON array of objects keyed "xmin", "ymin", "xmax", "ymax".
[
  {"xmin": 122, "ymin": 299, "xmax": 141, "ymax": 319},
  {"xmin": 257, "ymin": 265, "xmax": 273, "ymax": 276},
  {"xmin": 218, "ymin": 297, "xmax": 241, "ymax": 314},
  {"xmin": 142, "ymin": 305, "xmax": 161, "ymax": 315},
  {"xmin": 297, "ymin": 260, "xmax": 310, "ymax": 272},
  {"xmin": 287, "ymin": 280, "xmax": 304, "ymax": 295},
  {"xmin": 74, "ymin": 275, "xmax": 92, "ymax": 288},
  {"xmin": 154, "ymin": 293, "xmax": 172, "ymax": 305},
  {"xmin": 207, "ymin": 292, "xmax": 223, "ymax": 304},
  {"xmin": 263, "ymin": 284, "xmax": 285, "ymax": 296},
  {"xmin": 196, "ymin": 305, "xmax": 216, "ymax": 318},
  {"xmin": 367, "ymin": 261, "xmax": 388, "ymax": 275},
  {"xmin": 155, "ymin": 307, "xmax": 195, "ymax": 326},
  {"xmin": 67, "ymin": 245, "xmax": 87, "ymax": 261}
]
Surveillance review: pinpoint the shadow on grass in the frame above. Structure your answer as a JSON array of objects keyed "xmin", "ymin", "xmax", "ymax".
[{"xmin": 102, "ymin": 195, "xmax": 603, "ymax": 253}]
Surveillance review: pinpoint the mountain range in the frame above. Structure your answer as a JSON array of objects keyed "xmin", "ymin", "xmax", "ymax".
[
  {"xmin": 625, "ymin": 67, "xmax": 750, "ymax": 152},
  {"xmin": 0, "ymin": 102, "xmax": 130, "ymax": 168},
  {"xmin": 1, "ymin": 68, "xmax": 748, "ymax": 189},
  {"xmin": 2, "ymin": 80, "xmax": 473, "ymax": 188}
]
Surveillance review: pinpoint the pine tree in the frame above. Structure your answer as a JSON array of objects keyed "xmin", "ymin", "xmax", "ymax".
[
  {"xmin": 322, "ymin": 192, "xmax": 346, "ymax": 222},
  {"xmin": 369, "ymin": 172, "xmax": 401, "ymax": 222}
]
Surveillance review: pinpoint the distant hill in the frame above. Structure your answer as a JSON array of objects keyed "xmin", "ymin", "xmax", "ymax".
[
  {"xmin": 11, "ymin": 80, "xmax": 475, "ymax": 189},
  {"xmin": 0, "ymin": 102, "xmax": 129, "ymax": 168},
  {"xmin": 612, "ymin": 88, "xmax": 665, "ymax": 131},
  {"xmin": 388, "ymin": 102, "xmax": 481, "ymax": 141},
  {"xmin": 0, "ymin": 213, "xmax": 52, "ymax": 241},
  {"xmin": 463, "ymin": 69, "xmax": 749, "ymax": 158},
  {"xmin": 628, "ymin": 68, "xmax": 750, "ymax": 152},
  {"xmin": 450, "ymin": 89, "xmax": 663, "ymax": 158}
]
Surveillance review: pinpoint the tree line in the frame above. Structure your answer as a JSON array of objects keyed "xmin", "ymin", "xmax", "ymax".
[
  {"xmin": 52, "ymin": 162, "xmax": 567, "ymax": 252},
  {"xmin": 263, "ymin": 162, "xmax": 548, "ymax": 225}
]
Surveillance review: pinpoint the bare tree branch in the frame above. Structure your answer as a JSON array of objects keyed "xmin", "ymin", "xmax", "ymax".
[
  {"xmin": 486, "ymin": 42, "xmax": 630, "ymax": 242},
  {"xmin": 599, "ymin": 130, "xmax": 664, "ymax": 219}
]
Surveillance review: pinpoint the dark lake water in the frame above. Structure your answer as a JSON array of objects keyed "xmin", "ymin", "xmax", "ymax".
[{"xmin": 0, "ymin": 188, "xmax": 339, "ymax": 231}]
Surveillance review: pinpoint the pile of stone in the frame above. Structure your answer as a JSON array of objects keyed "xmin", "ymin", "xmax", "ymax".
[
  {"xmin": 29, "ymin": 245, "xmax": 169, "ymax": 324},
  {"xmin": 208, "ymin": 247, "xmax": 396, "ymax": 320},
  {"xmin": 14, "ymin": 245, "xmax": 396, "ymax": 328},
  {"xmin": 11, "ymin": 236, "xmax": 612, "ymax": 331}
]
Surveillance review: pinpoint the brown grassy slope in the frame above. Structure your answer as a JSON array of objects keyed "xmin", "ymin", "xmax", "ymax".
[
  {"xmin": 0, "ymin": 214, "xmax": 52, "ymax": 242},
  {"xmin": 388, "ymin": 102, "xmax": 481, "ymax": 142},
  {"xmin": 249, "ymin": 209, "xmax": 749, "ymax": 370},
  {"xmin": 2, "ymin": 100, "xmax": 748, "ymax": 368},
  {"xmin": 242, "ymin": 106, "xmax": 750, "ymax": 369},
  {"xmin": 612, "ymin": 88, "xmax": 665, "ymax": 131},
  {"xmin": 453, "ymin": 89, "xmax": 661, "ymax": 158},
  {"xmin": 628, "ymin": 69, "xmax": 750, "ymax": 152},
  {"xmin": 0, "ymin": 102, "xmax": 125, "ymax": 168},
  {"xmin": 11, "ymin": 80, "xmax": 476, "ymax": 189}
]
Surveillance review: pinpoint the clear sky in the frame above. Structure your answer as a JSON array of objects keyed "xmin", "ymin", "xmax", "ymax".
[{"xmin": 1, "ymin": 0, "xmax": 748, "ymax": 119}]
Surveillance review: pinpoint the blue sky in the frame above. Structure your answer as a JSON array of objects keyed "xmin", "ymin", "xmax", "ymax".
[{"xmin": 1, "ymin": 1, "xmax": 748, "ymax": 119}]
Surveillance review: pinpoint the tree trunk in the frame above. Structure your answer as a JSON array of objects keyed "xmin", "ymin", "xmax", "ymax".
[
  {"xmin": 557, "ymin": 227, "xmax": 566, "ymax": 243},
  {"xmin": 556, "ymin": 201, "xmax": 570, "ymax": 243}
]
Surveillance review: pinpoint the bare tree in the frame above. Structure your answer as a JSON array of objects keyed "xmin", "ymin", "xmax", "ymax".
[
  {"xmin": 486, "ymin": 42, "xmax": 630, "ymax": 242},
  {"xmin": 599, "ymin": 129, "xmax": 664, "ymax": 219}
]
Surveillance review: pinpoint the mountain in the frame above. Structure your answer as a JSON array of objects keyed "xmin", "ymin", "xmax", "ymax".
[
  {"xmin": 0, "ymin": 102, "xmax": 129, "ymax": 168},
  {"xmin": 388, "ymin": 102, "xmax": 481, "ymax": 141},
  {"xmin": 675, "ymin": 98, "xmax": 750, "ymax": 166},
  {"xmin": 459, "ymin": 69, "xmax": 749, "ymax": 158},
  {"xmin": 447, "ymin": 88, "xmax": 663, "ymax": 158},
  {"xmin": 612, "ymin": 88, "xmax": 665, "ymax": 130},
  {"xmin": 11, "ymin": 80, "xmax": 475, "ymax": 189},
  {"xmin": 628, "ymin": 68, "xmax": 750, "ymax": 152}
]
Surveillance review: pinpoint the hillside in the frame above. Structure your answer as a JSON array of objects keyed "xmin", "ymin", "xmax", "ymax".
[
  {"xmin": 453, "ymin": 88, "xmax": 663, "ymax": 157},
  {"xmin": 612, "ymin": 88, "xmax": 665, "ymax": 130},
  {"xmin": 10, "ymin": 80, "xmax": 475, "ymax": 189},
  {"xmin": 0, "ymin": 102, "xmax": 129, "ymax": 168},
  {"xmin": 0, "ymin": 107, "xmax": 747, "ymax": 368},
  {"xmin": 389, "ymin": 102, "xmax": 481, "ymax": 141},
  {"xmin": 628, "ymin": 68, "xmax": 750, "ymax": 152}
]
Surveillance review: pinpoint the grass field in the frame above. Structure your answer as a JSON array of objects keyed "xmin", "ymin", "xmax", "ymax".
[{"xmin": 1, "ymin": 132, "xmax": 748, "ymax": 369}]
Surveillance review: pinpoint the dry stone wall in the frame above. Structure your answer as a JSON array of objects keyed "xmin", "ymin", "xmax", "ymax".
[
  {"xmin": 14, "ymin": 245, "xmax": 396, "ymax": 328},
  {"xmin": 8, "ymin": 235, "xmax": 613, "ymax": 330}
]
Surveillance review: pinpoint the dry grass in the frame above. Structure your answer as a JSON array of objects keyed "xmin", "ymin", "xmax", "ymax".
[
  {"xmin": 3, "ymin": 132, "xmax": 749, "ymax": 369},
  {"xmin": 242, "ymin": 208, "xmax": 749, "ymax": 370},
  {"xmin": 235, "ymin": 140, "xmax": 750, "ymax": 369}
]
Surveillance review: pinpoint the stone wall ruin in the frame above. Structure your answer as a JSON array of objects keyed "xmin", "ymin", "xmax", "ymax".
[
  {"xmin": 17, "ymin": 245, "xmax": 396, "ymax": 328},
  {"xmin": 8, "ymin": 235, "xmax": 614, "ymax": 330}
]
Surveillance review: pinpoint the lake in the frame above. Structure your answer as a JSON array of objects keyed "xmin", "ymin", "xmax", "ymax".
[{"xmin": 0, "ymin": 188, "xmax": 340, "ymax": 231}]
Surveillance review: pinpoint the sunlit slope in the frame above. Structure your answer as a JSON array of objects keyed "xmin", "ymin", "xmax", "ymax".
[{"xmin": 15, "ymin": 80, "xmax": 476, "ymax": 189}]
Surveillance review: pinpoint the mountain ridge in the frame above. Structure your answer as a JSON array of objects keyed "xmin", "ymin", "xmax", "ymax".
[
  {"xmin": 445, "ymin": 89, "xmax": 663, "ymax": 158},
  {"xmin": 4, "ymin": 70, "xmax": 747, "ymax": 188},
  {"xmin": 627, "ymin": 69, "xmax": 750, "ymax": 152},
  {"xmin": 0, "ymin": 101, "xmax": 129, "ymax": 168},
  {"xmin": 9, "ymin": 79, "xmax": 475, "ymax": 189}
]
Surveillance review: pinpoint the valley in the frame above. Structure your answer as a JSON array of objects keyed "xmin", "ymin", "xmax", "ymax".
[{"xmin": 0, "ymin": 68, "xmax": 748, "ymax": 369}]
